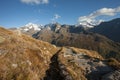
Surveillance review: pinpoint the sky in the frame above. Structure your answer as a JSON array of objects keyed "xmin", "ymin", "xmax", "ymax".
[{"xmin": 0, "ymin": 0, "xmax": 120, "ymax": 28}]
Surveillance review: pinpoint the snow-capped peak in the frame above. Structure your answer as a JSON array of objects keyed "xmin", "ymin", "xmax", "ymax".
[
  {"xmin": 79, "ymin": 22, "xmax": 94, "ymax": 28},
  {"xmin": 20, "ymin": 23, "xmax": 42, "ymax": 31},
  {"xmin": 77, "ymin": 20, "xmax": 104, "ymax": 28}
]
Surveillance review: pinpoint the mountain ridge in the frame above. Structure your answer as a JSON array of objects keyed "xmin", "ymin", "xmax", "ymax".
[
  {"xmin": 15, "ymin": 18, "xmax": 120, "ymax": 43},
  {"xmin": 90, "ymin": 18, "xmax": 120, "ymax": 42}
]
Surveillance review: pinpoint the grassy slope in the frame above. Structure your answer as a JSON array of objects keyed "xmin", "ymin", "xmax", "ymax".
[{"xmin": 0, "ymin": 27, "xmax": 58, "ymax": 80}]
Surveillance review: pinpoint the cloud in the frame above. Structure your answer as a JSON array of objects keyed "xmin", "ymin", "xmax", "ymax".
[
  {"xmin": 54, "ymin": 14, "xmax": 61, "ymax": 19},
  {"xmin": 20, "ymin": 0, "xmax": 49, "ymax": 5},
  {"xmin": 78, "ymin": 6, "xmax": 120, "ymax": 26},
  {"xmin": 51, "ymin": 14, "xmax": 61, "ymax": 22}
]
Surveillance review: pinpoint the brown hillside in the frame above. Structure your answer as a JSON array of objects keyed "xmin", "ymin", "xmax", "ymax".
[{"xmin": 0, "ymin": 27, "xmax": 58, "ymax": 80}]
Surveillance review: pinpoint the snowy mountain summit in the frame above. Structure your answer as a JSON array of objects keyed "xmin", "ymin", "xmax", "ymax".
[
  {"xmin": 19, "ymin": 23, "xmax": 43, "ymax": 32},
  {"xmin": 77, "ymin": 17, "xmax": 104, "ymax": 28},
  {"xmin": 16, "ymin": 23, "xmax": 43, "ymax": 36}
]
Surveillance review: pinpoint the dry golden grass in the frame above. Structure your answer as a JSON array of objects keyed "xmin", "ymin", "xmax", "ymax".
[
  {"xmin": 0, "ymin": 27, "xmax": 58, "ymax": 80},
  {"xmin": 70, "ymin": 47, "xmax": 103, "ymax": 60},
  {"xmin": 107, "ymin": 58, "xmax": 120, "ymax": 69}
]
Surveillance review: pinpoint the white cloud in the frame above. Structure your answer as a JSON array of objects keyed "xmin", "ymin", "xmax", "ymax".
[
  {"xmin": 21, "ymin": 0, "xmax": 49, "ymax": 5},
  {"xmin": 78, "ymin": 6, "xmax": 120, "ymax": 26},
  {"xmin": 51, "ymin": 14, "xmax": 61, "ymax": 23},
  {"xmin": 54, "ymin": 14, "xmax": 61, "ymax": 19}
]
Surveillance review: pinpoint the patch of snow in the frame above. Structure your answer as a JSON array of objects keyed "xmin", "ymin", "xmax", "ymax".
[
  {"xmin": 23, "ymin": 28, "xmax": 29, "ymax": 31},
  {"xmin": 25, "ymin": 23, "xmax": 41, "ymax": 31},
  {"xmin": 19, "ymin": 23, "xmax": 42, "ymax": 32},
  {"xmin": 77, "ymin": 19, "xmax": 103, "ymax": 28}
]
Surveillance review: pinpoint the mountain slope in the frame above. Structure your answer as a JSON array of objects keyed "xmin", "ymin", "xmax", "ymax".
[
  {"xmin": 33, "ymin": 24, "xmax": 120, "ymax": 61},
  {"xmin": 90, "ymin": 18, "xmax": 120, "ymax": 42},
  {"xmin": 0, "ymin": 27, "xmax": 58, "ymax": 80}
]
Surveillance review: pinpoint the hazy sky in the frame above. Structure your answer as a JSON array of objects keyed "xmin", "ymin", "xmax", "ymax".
[{"xmin": 0, "ymin": 0, "xmax": 120, "ymax": 28}]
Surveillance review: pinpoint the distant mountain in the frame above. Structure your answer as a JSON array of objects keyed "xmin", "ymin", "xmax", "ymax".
[
  {"xmin": 14, "ymin": 18, "xmax": 120, "ymax": 43},
  {"xmin": 17, "ymin": 23, "xmax": 43, "ymax": 36},
  {"xmin": 33, "ymin": 24, "xmax": 120, "ymax": 61},
  {"xmin": 77, "ymin": 18, "xmax": 103, "ymax": 28},
  {"xmin": 90, "ymin": 18, "xmax": 120, "ymax": 42},
  {"xmin": 20, "ymin": 23, "xmax": 42, "ymax": 31},
  {"xmin": 78, "ymin": 22, "xmax": 94, "ymax": 28}
]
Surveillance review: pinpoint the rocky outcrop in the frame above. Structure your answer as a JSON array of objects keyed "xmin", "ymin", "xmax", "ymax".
[
  {"xmin": 44, "ymin": 47, "xmax": 114, "ymax": 80},
  {"xmin": 57, "ymin": 47, "xmax": 114, "ymax": 80}
]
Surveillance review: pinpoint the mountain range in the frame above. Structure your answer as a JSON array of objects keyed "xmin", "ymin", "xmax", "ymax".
[
  {"xmin": 2, "ymin": 18, "xmax": 119, "ymax": 80},
  {"xmin": 16, "ymin": 18, "xmax": 120, "ymax": 61},
  {"xmin": 17, "ymin": 18, "xmax": 120, "ymax": 43}
]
